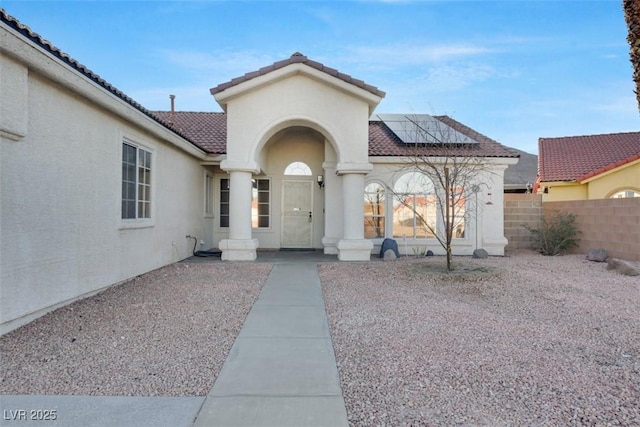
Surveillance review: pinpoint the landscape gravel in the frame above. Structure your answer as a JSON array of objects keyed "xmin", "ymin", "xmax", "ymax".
[
  {"xmin": 320, "ymin": 251, "xmax": 640, "ymax": 426},
  {"xmin": 0, "ymin": 262, "xmax": 271, "ymax": 397},
  {"xmin": 2, "ymin": 251, "xmax": 639, "ymax": 426}
]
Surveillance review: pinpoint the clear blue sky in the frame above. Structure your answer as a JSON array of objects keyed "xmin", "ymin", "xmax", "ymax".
[{"xmin": 3, "ymin": 1, "xmax": 638, "ymax": 154}]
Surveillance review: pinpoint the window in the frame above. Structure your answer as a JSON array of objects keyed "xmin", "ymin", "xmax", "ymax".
[
  {"xmin": 284, "ymin": 161, "xmax": 312, "ymax": 176},
  {"xmin": 392, "ymin": 172, "xmax": 436, "ymax": 238},
  {"xmin": 122, "ymin": 142, "xmax": 151, "ymax": 219},
  {"xmin": 610, "ymin": 189, "xmax": 640, "ymax": 198},
  {"xmin": 252, "ymin": 179, "xmax": 270, "ymax": 228},
  {"xmin": 219, "ymin": 178, "xmax": 229, "ymax": 227},
  {"xmin": 205, "ymin": 173, "xmax": 213, "ymax": 216},
  {"xmin": 364, "ymin": 182, "xmax": 386, "ymax": 238},
  {"xmin": 219, "ymin": 177, "xmax": 271, "ymax": 228}
]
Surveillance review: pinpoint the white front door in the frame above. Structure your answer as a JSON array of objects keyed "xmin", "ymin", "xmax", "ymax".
[{"xmin": 281, "ymin": 180, "xmax": 314, "ymax": 248}]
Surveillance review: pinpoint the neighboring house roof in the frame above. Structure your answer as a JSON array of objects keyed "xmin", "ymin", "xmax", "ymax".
[
  {"xmin": 210, "ymin": 52, "xmax": 385, "ymax": 99},
  {"xmin": 538, "ymin": 132, "xmax": 640, "ymax": 182},
  {"xmin": 504, "ymin": 148, "xmax": 538, "ymax": 191}
]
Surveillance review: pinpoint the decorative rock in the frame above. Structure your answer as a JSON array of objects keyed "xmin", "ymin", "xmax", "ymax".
[
  {"xmin": 473, "ymin": 248, "xmax": 489, "ymax": 259},
  {"xmin": 426, "ymin": 250, "xmax": 434, "ymax": 257},
  {"xmin": 383, "ymin": 249, "xmax": 397, "ymax": 261},
  {"xmin": 606, "ymin": 258, "xmax": 640, "ymax": 276},
  {"xmin": 379, "ymin": 238, "xmax": 401, "ymax": 259},
  {"xmin": 586, "ymin": 248, "xmax": 608, "ymax": 262}
]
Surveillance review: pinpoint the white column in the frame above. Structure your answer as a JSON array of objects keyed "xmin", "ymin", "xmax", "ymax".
[
  {"xmin": 342, "ymin": 173, "xmax": 365, "ymax": 239},
  {"xmin": 218, "ymin": 166, "xmax": 259, "ymax": 261},
  {"xmin": 336, "ymin": 164, "xmax": 373, "ymax": 261},
  {"xmin": 228, "ymin": 170, "xmax": 252, "ymax": 240},
  {"xmin": 321, "ymin": 162, "xmax": 341, "ymax": 254}
]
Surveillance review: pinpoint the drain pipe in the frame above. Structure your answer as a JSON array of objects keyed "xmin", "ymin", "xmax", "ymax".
[{"xmin": 185, "ymin": 235, "xmax": 221, "ymax": 257}]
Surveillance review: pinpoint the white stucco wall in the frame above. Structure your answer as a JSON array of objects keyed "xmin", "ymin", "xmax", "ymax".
[
  {"xmin": 367, "ymin": 160, "xmax": 512, "ymax": 256},
  {"xmin": 219, "ymin": 71, "xmax": 373, "ymax": 169},
  {"xmin": 1, "ymin": 27, "xmax": 207, "ymax": 334}
]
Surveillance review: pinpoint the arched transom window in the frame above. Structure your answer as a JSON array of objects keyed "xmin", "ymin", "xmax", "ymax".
[{"xmin": 284, "ymin": 161, "xmax": 312, "ymax": 176}]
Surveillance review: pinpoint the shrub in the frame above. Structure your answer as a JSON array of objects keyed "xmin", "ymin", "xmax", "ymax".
[{"xmin": 524, "ymin": 210, "xmax": 580, "ymax": 256}]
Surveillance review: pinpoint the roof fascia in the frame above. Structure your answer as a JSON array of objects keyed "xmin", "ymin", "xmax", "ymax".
[
  {"xmin": 201, "ymin": 154, "xmax": 225, "ymax": 166},
  {"xmin": 369, "ymin": 156, "xmax": 519, "ymax": 165},
  {"xmin": 1, "ymin": 22, "xmax": 206, "ymax": 160},
  {"xmin": 213, "ymin": 63, "xmax": 383, "ymax": 115},
  {"xmin": 578, "ymin": 156, "xmax": 640, "ymax": 184}
]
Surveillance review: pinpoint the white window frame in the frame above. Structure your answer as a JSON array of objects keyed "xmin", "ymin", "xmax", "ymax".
[
  {"xmin": 252, "ymin": 178, "xmax": 271, "ymax": 229},
  {"xmin": 364, "ymin": 181, "xmax": 386, "ymax": 239},
  {"xmin": 204, "ymin": 172, "xmax": 214, "ymax": 217},
  {"xmin": 120, "ymin": 139, "xmax": 154, "ymax": 228}
]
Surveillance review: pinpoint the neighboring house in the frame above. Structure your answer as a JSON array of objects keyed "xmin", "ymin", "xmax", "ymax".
[
  {"xmin": 0, "ymin": 10, "xmax": 518, "ymax": 333},
  {"xmin": 536, "ymin": 132, "xmax": 640, "ymax": 201},
  {"xmin": 504, "ymin": 148, "xmax": 537, "ymax": 193}
]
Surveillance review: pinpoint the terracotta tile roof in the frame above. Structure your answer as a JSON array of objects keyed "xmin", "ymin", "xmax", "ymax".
[
  {"xmin": 538, "ymin": 132, "xmax": 640, "ymax": 182},
  {"xmin": 151, "ymin": 111, "xmax": 227, "ymax": 154},
  {"xmin": 369, "ymin": 115, "xmax": 519, "ymax": 158},
  {"xmin": 150, "ymin": 112, "xmax": 519, "ymax": 158},
  {"xmin": 210, "ymin": 52, "xmax": 386, "ymax": 99},
  {"xmin": 0, "ymin": 9, "xmax": 199, "ymax": 148}
]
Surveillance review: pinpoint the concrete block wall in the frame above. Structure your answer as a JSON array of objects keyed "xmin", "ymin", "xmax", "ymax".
[
  {"xmin": 504, "ymin": 194, "xmax": 543, "ymax": 251},
  {"xmin": 544, "ymin": 198, "xmax": 640, "ymax": 261}
]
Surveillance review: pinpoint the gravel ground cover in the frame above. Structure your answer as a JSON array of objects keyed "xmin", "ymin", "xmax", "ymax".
[
  {"xmin": 0, "ymin": 262, "xmax": 271, "ymax": 397},
  {"xmin": 320, "ymin": 252, "xmax": 640, "ymax": 426}
]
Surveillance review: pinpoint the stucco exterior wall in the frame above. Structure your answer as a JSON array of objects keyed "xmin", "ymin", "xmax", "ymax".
[
  {"xmin": 541, "ymin": 182, "xmax": 588, "ymax": 202},
  {"xmin": 222, "ymin": 73, "xmax": 371, "ymax": 168},
  {"xmin": 540, "ymin": 161, "xmax": 640, "ymax": 202},
  {"xmin": 586, "ymin": 161, "xmax": 640, "ymax": 199},
  {"xmin": 1, "ymin": 36, "xmax": 206, "ymax": 334},
  {"xmin": 366, "ymin": 160, "xmax": 511, "ymax": 256}
]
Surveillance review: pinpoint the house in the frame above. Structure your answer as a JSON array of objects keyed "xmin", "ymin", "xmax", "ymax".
[
  {"xmin": 536, "ymin": 132, "xmax": 640, "ymax": 201},
  {"xmin": 0, "ymin": 10, "xmax": 518, "ymax": 334},
  {"xmin": 504, "ymin": 148, "xmax": 537, "ymax": 193}
]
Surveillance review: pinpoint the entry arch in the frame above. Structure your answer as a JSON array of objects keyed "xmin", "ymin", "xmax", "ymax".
[{"xmin": 250, "ymin": 115, "xmax": 342, "ymax": 169}]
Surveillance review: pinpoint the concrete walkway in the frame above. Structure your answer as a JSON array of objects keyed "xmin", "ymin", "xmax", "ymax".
[
  {"xmin": 1, "ymin": 258, "xmax": 349, "ymax": 427},
  {"xmin": 193, "ymin": 262, "xmax": 349, "ymax": 426}
]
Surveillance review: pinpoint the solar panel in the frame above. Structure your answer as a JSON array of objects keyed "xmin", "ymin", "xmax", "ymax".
[{"xmin": 374, "ymin": 114, "xmax": 477, "ymax": 145}]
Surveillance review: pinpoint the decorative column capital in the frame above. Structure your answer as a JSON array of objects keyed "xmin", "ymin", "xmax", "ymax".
[
  {"xmin": 335, "ymin": 162, "xmax": 373, "ymax": 176},
  {"xmin": 220, "ymin": 159, "xmax": 260, "ymax": 174}
]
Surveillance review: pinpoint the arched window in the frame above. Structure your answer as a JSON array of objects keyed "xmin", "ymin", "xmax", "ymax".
[
  {"xmin": 610, "ymin": 189, "xmax": 640, "ymax": 198},
  {"xmin": 364, "ymin": 182, "xmax": 386, "ymax": 238},
  {"xmin": 284, "ymin": 161, "xmax": 312, "ymax": 176},
  {"xmin": 392, "ymin": 172, "xmax": 436, "ymax": 238}
]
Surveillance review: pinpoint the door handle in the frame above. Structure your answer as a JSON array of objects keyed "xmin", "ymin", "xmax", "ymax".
[{"xmin": 308, "ymin": 211, "xmax": 312, "ymax": 222}]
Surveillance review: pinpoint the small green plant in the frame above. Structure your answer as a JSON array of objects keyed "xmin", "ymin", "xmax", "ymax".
[{"xmin": 524, "ymin": 210, "xmax": 580, "ymax": 256}]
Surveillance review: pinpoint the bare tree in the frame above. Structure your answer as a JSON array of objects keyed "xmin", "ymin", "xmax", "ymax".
[
  {"xmin": 624, "ymin": 0, "xmax": 640, "ymax": 112},
  {"xmin": 390, "ymin": 114, "xmax": 494, "ymax": 271}
]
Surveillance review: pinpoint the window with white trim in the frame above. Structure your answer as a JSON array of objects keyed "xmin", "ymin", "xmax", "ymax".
[
  {"xmin": 364, "ymin": 182, "xmax": 386, "ymax": 238},
  {"xmin": 218, "ymin": 177, "xmax": 271, "ymax": 228},
  {"xmin": 392, "ymin": 172, "xmax": 436, "ymax": 238},
  {"xmin": 205, "ymin": 173, "xmax": 214, "ymax": 216},
  {"xmin": 219, "ymin": 178, "xmax": 229, "ymax": 227},
  {"xmin": 122, "ymin": 142, "xmax": 151, "ymax": 219},
  {"xmin": 252, "ymin": 178, "xmax": 270, "ymax": 228}
]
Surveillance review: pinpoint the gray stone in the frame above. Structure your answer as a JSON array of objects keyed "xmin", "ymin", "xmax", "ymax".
[
  {"xmin": 587, "ymin": 248, "xmax": 608, "ymax": 262},
  {"xmin": 380, "ymin": 238, "xmax": 401, "ymax": 258},
  {"xmin": 606, "ymin": 258, "xmax": 640, "ymax": 276},
  {"xmin": 383, "ymin": 249, "xmax": 397, "ymax": 261},
  {"xmin": 473, "ymin": 248, "xmax": 489, "ymax": 259}
]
